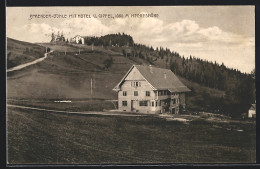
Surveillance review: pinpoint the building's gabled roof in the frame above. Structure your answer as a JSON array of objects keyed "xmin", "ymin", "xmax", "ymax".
[
  {"xmin": 113, "ymin": 65, "xmax": 191, "ymax": 93},
  {"xmin": 249, "ymin": 104, "xmax": 256, "ymax": 110}
]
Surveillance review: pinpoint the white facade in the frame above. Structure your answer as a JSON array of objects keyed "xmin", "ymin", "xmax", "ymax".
[
  {"xmin": 248, "ymin": 104, "xmax": 256, "ymax": 118},
  {"xmin": 248, "ymin": 109, "xmax": 256, "ymax": 118},
  {"xmin": 71, "ymin": 35, "xmax": 85, "ymax": 44},
  {"xmin": 118, "ymin": 67, "xmax": 156, "ymax": 113},
  {"xmin": 115, "ymin": 66, "xmax": 187, "ymax": 114}
]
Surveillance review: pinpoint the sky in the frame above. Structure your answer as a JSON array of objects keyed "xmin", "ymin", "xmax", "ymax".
[{"xmin": 6, "ymin": 6, "xmax": 255, "ymax": 73}]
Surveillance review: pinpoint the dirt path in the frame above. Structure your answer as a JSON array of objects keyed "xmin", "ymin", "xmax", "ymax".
[
  {"xmin": 7, "ymin": 50, "xmax": 53, "ymax": 72},
  {"xmin": 7, "ymin": 104, "xmax": 147, "ymax": 117}
]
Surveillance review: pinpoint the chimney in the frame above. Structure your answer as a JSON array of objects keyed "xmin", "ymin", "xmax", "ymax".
[
  {"xmin": 149, "ymin": 65, "xmax": 153, "ymax": 73},
  {"xmin": 164, "ymin": 72, "xmax": 167, "ymax": 79}
]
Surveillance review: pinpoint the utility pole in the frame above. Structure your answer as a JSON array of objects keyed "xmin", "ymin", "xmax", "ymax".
[
  {"xmin": 65, "ymin": 47, "xmax": 66, "ymax": 55},
  {"xmin": 91, "ymin": 78, "xmax": 93, "ymax": 95}
]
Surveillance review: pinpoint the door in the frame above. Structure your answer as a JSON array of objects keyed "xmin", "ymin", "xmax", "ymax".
[
  {"xmin": 172, "ymin": 108, "xmax": 175, "ymax": 114},
  {"xmin": 131, "ymin": 100, "xmax": 137, "ymax": 111}
]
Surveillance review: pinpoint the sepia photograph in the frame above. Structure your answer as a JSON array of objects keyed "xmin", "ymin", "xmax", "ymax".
[{"xmin": 6, "ymin": 6, "xmax": 256, "ymax": 164}]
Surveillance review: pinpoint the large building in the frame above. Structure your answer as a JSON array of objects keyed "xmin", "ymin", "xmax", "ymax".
[{"xmin": 113, "ymin": 65, "xmax": 191, "ymax": 114}]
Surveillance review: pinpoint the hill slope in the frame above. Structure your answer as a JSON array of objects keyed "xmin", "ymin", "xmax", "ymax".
[
  {"xmin": 7, "ymin": 38, "xmax": 46, "ymax": 69},
  {"xmin": 7, "ymin": 39, "xmax": 225, "ymax": 113}
]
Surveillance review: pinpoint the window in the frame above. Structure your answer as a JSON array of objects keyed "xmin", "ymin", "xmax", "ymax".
[
  {"xmin": 133, "ymin": 81, "xmax": 141, "ymax": 87},
  {"xmin": 164, "ymin": 90, "xmax": 167, "ymax": 95},
  {"xmin": 123, "ymin": 91, "xmax": 127, "ymax": 96},
  {"xmin": 159, "ymin": 100, "xmax": 161, "ymax": 106},
  {"xmin": 134, "ymin": 91, "xmax": 138, "ymax": 96},
  {"xmin": 156, "ymin": 101, "xmax": 158, "ymax": 107},
  {"xmin": 159, "ymin": 91, "xmax": 163, "ymax": 96},
  {"xmin": 172, "ymin": 99, "xmax": 176, "ymax": 104},
  {"xmin": 152, "ymin": 101, "xmax": 154, "ymax": 107},
  {"xmin": 122, "ymin": 101, "xmax": 127, "ymax": 106},
  {"xmin": 139, "ymin": 101, "xmax": 148, "ymax": 106},
  {"xmin": 146, "ymin": 91, "xmax": 150, "ymax": 96}
]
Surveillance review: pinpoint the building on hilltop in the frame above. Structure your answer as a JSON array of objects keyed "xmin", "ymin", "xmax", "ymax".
[
  {"xmin": 71, "ymin": 35, "xmax": 85, "ymax": 44},
  {"xmin": 248, "ymin": 104, "xmax": 256, "ymax": 118},
  {"xmin": 113, "ymin": 65, "xmax": 191, "ymax": 114}
]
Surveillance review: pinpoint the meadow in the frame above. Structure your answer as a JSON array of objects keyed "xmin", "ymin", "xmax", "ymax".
[{"xmin": 7, "ymin": 106, "xmax": 256, "ymax": 164}]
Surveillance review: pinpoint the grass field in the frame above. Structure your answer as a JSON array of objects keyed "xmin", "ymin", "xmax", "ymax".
[
  {"xmin": 7, "ymin": 106, "xmax": 255, "ymax": 164},
  {"xmin": 7, "ymin": 99, "xmax": 116, "ymax": 112}
]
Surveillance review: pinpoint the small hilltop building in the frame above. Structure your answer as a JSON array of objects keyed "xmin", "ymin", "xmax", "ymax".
[
  {"xmin": 113, "ymin": 65, "xmax": 191, "ymax": 114},
  {"xmin": 248, "ymin": 104, "xmax": 256, "ymax": 118},
  {"xmin": 71, "ymin": 35, "xmax": 85, "ymax": 44}
]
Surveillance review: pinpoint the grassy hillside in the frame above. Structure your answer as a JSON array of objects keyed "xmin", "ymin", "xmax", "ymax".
[
  {"xmin": 178, "ymin": 76, "xmax": 225, "ymax": 112},
  {"xmin": 7, "ymin": 40, "xmax": 225, "ymax": 113},
  {"xmin": 7, "ymin": 43, "xmax": 132, "ymax": 100},
  {"xmin": 7, "ymin": 38, "xmax": 46, "ymax": 69}
]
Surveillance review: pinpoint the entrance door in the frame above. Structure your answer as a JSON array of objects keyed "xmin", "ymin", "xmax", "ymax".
[
  {"xmin": 165, "ymin": 99, "xmax": 170, "ymax": 112},
  {"xmin": 172, "ymin": 108, "xmax": 175, "ymax": 114},
  {"xmin": 131, "ymin": 100, "xmax": 137, "ymax": 111}
]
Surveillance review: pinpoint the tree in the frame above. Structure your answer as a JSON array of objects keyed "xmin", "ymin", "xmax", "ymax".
[
  {"xmin": 50, "ymin": 32, "xmax": 56, "ymax": 42},
  {"xmin": 122, "ymin": 49, "xmax": 126, "ymax": 57},
  {"xmin": 103, "ymin": 58, "xmax": 113, "ymax": 70}
]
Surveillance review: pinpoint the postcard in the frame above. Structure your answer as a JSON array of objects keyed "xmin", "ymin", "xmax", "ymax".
[{"xmin": 6, "ymin": 6, "xmax": 256, "ymax": 164}]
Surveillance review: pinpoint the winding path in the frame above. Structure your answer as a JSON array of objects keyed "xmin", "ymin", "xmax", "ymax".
[{"xmin": 7, "ymin": 50, "xmax": 53, "ymax": 72}]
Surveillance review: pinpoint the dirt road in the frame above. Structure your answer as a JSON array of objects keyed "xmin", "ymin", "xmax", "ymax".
[{"xmin": 7, "ymin": 50, "xmax": 53, "ymax": 72}]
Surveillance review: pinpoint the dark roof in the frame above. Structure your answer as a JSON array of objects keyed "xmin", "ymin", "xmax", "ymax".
[
  {"xmin": 249, "ymin": 104, "xmax": 256, "ymax": 110},
  {"xmin": 113, "ymin": 65, "xmax": 191, "ymax": 93}
]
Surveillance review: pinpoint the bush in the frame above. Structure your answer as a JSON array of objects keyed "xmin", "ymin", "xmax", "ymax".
[{"xmin": 103, "ymin": 58, "xmax": 113, "ymax": 70}]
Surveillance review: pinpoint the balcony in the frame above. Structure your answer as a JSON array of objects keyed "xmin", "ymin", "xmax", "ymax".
[{"xmin": 157, "ymin": 95, "xmax": 171, "ymax": 100}]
